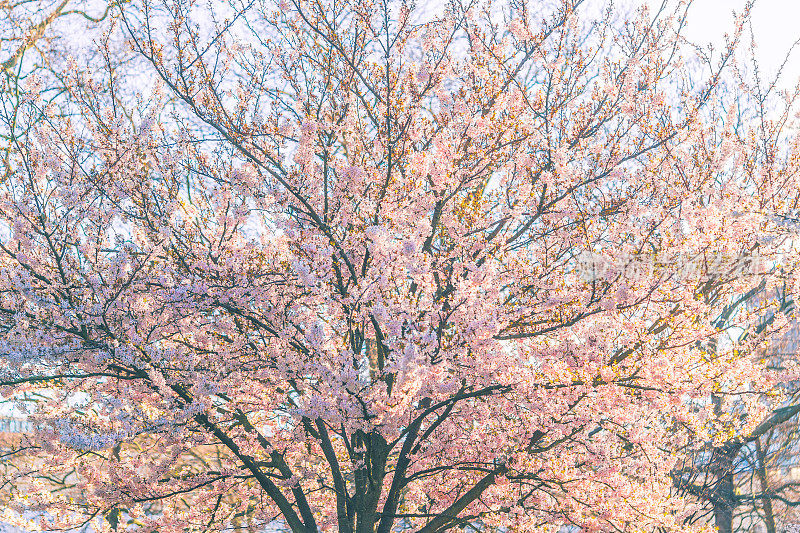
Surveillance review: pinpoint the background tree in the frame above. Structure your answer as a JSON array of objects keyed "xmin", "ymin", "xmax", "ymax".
[
  {"xmin": 668, "ymin": 46, "xmax": 800, "ymax": 533},
  {"xmin": 672, "ymin": 288, "xmax": 800, "ymax": 533},
  {"xmin": 1, "ymin": 0, "xmax": 800, "ymax": 532}
]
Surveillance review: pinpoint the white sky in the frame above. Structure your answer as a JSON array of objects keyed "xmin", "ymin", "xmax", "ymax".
[{"xmin": 679, "ymin": 0, "xmax": 800, "ymax": 85}]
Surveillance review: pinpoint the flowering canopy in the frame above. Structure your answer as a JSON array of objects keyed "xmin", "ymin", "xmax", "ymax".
[{"xmin": 1, "ymin": 0, "xmax": 800, "ymax": 532}]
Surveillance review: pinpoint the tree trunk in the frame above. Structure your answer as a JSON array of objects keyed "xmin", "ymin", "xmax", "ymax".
[
  {"xmin": 714, "ymin": 447, "xmax": 736, "ymax": 533},
  {"xmin": 755, "ymin": 437, "xmax": 777, "ymax": 533}
]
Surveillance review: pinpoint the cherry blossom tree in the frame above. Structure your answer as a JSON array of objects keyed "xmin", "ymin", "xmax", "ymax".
[{"xmin": 1, "ymin": 0, "xmax": 800, "ymax": 532}]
